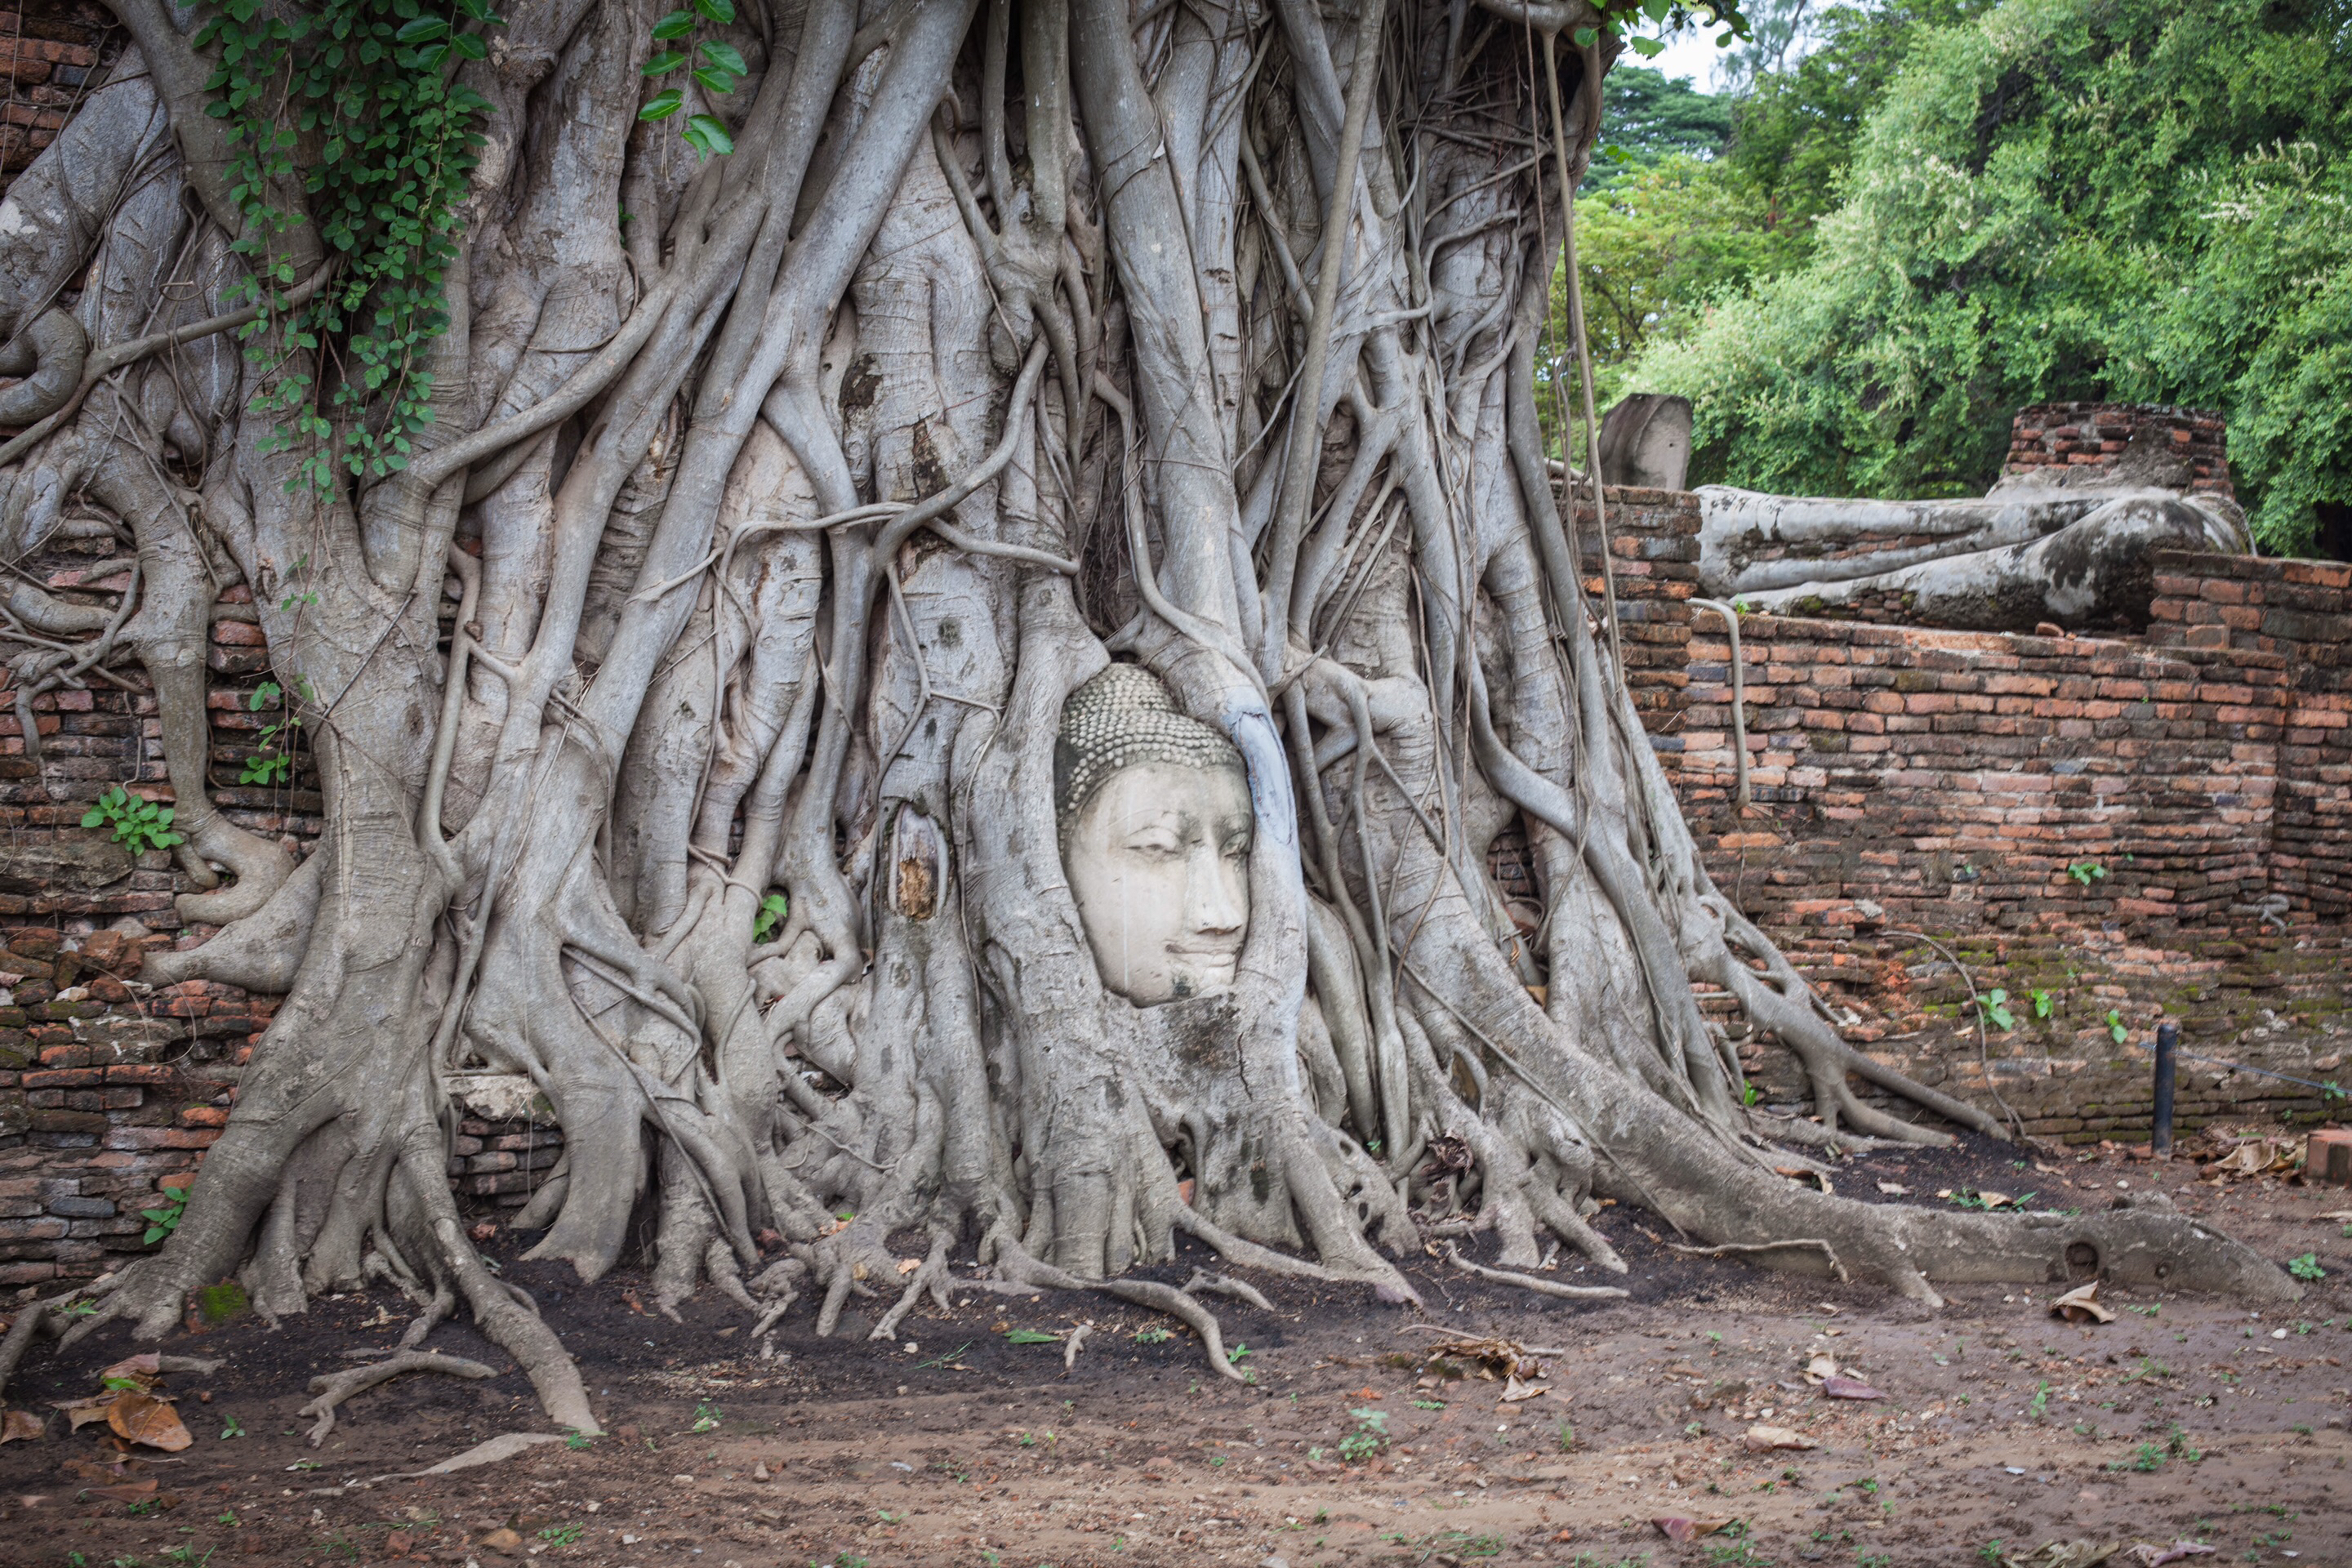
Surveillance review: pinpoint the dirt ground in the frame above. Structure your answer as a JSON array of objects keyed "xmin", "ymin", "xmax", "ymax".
[{"xmin": 5, "ymin": 1135, "xmax": 2351, "ymax": 1568}]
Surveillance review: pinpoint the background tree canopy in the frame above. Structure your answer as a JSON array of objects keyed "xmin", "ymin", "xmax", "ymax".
[{"xmin": 1570, "ymin": 0, "xmax": 2351, "ymax": 552}]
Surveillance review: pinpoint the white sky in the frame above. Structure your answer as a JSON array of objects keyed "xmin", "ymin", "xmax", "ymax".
[{"xmin": 1633, "ymin": 25, "xmax": 1737, "ymax": 91}]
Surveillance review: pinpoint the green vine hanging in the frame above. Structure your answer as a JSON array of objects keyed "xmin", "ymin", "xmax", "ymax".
[{"xmin": 197, "ymin": 0, "xmax": 501, "ymax": 492}]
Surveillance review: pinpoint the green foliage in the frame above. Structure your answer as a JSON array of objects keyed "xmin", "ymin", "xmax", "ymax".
[
  {"xmin": 1977, "ymin": 987, "xmax": 2015, "ymax": 1031},
  {"xmin": 638, "ymin": 0, "xmax": 742, "ymax": 158},
  {"xmin": 1587, "ymin": 66, "xmax": 1735, "ymax": 188},
  {"xmin": 2105, "ymin": 1009, "xmax": 2129, "ymax": 1045},
  {"xmin": 239, "ymin": 680, "xmax": 304, "ymax": 786},
  {"xmin": 140, "ymin": 1185, "xmax": 193, "ymax": 1245},
  {"xmin": 2068, "ymin": 861, "xmax": 2106, "ymax": 887},
  {"xmin": 82, "ymin": 787, "xmax": 184, "ymax": 857},
  {"xmin": 198, "ymin": 0, "xmax": 502, "ymax": 492},
  {"xmin": 691, "ymin": 1400, "xmax": 721, "ymax": 1432},
  {"xmin": 1629, "ymin": 0, "xmax": 2352, "ymax": 546},
  {"xmin": 2289, "ymin": 1252, "xmax": 2326, "ymax": 1281},
  {"xmin": 752, "ymin": 892, "xmax": 790, "ymax": 943}
]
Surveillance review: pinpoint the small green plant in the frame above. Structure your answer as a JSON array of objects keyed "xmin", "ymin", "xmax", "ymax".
[
  {"xmin": 752, "ymin": 892, "xmax": 790, "ymax": 942},
  {"xmin": 1225, "ymin": 1343, "xmax": 1253, "ymax": 1365},
  {"xmin": 1557, "ymin": 1421, "xmax": 1576, "ymax": 1452},
  {"xmin": 2291, "ymin": 1253, "xmax": 2326, "ymax": 1281},
  {"xmin": 2068, "ymin": 860, "xmax": 2108, "ymax": 886},
  {"xmin": 140, "ymin": 1185, "xmax": 191, "ymax": 1247},
  {"xmin": 1412, "ymin": 1398, "xmax": 1446, "ymax": 1410},
  {"xmin": 1742, "ymin": 1082, "xmax": 1762, "ymax": 1106},
  {"xmin": 1005, "ymin": 1328, "xmax": 1060, "ymax": 1344},
  {"xmin": 82, "ymin": 788, "xmax": 183, "ymax": 857},
  {"xmin": 1337, "ymin": 1407, "xmax": 1389, "ymax": 1463},
  {"xmin": 537, "ymin": 1524, "xmax": 582, "ymax": 1547},
  {"xmin": 215, "ymin": 1513, "xmax": 239, "ymax": 1528},
  {"xmin": 219, "ymin": 1414, "xmax": 246, "ymax": 1439},
  {"xmin": 2029, "ymin": 1381, "xmax": 2050, "ymax": 1420},
  {"xmin": 2028, "ymin": 988, "xmax": 2054, "ymax": 1020},
  {"xmin": 238, "ymin": 682, "xmax": 301, "ymax": 786},
  {"xmin": 2106, "ymin": 1009, "xmax": 2130, "ymax": 1045},
  {"xmin": 1133, "ymin": 1325, "xmax": 1171, "ymax": 1344},
  {"xmin": 691, "ymin": 1401, "xmax": 721, "ymax": 1433},
  {"xmin": 1978, "ymin": 988, "xmax": 2016, "ymax": 1030},
  {"xmin": 564, "ymin": 1429, "xmax": 592, "ymax": 1450}
]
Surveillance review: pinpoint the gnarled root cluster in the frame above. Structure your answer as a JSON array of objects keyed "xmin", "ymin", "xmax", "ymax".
[{"xmin": 0, "ymin": 0, "xmax": 2288, "ymax": 1432}]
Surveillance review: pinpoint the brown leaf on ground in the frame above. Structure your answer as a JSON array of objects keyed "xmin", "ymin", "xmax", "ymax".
[
  {"xmin": 1653, "ymin": 1517, "xmax": 1730, "ymax": 1542},
  {"xmin": 1499, "ymin": 1375, "xmax": 1548, "ymax": 1402},
  {"xmin": 476, "ymin": 1527, "xmax": 524, "ymax": 1555},
  {"xmin": 1743, "ymin": 1424, "xmax": 1817, "ymax": 1451},
  {"xmin": 51, "ymin": 1396, "xmax": 116, "ymax": 1432},
  {"xmin": 385, "ymin": 1530, "xmax": 414, "ymax": 1557},
  {"xmin": 105, "ymin": 1392, "xmax": 191, "ymax": 1452},
  {"xmin": 2051, "ymin": 1281, "xmax": 2117, "ymax": 1325},
  {"xmin": 1804, "ymin": 1354, "xmax": 1839, "ymax": 1383},
  {"xmin": 1877, "ymin": 1182, "xmax": 1909, "ymax": 1196},
  {"xmin": 1, "ymin": 1409, "xmax": 43, "ymax": 1443},
  {"xmin": 60, "ymin": 1459, "xmax": 129, "ymax": 1482},
  {"xmin": 2127, "ymin": 1543, "xmax": 2217, "ymax": 1566},
  {"xmin": 1821, "ymin": 1375, "xmax": 1885, "ymax": 1401},
  {"xmin": 98, "ymin": 1353, "xmax": 160, "ymax": 1386}
]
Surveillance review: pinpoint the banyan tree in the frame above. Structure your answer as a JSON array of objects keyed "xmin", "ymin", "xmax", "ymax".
[{"xmin": 0, "ymin": 0, "xmax": 2287, "ymax": 1431}]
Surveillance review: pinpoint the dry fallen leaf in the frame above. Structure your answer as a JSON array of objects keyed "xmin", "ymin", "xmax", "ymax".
[
  {"xmin": 2127, "ymin": 1542, "xmax": 2217, "ymax": 1566},
  {"xmin": 896, "ymin": 1258, "xmax": 921, "ymax": 1275},
  {"xmin": 1804, "ymin": 1354, "xmax": 1839, "ymax": 1384},
  {"xmin": 1822, "ymin": 1375, "xmax": 1885, "ymax": 1401},
  {"xmin": 98, "ymin": 1353, "xmax": 160, "ymax": 1386},
  {"xmin": 1653, "ymin": 1517, "xmax": 1730, "ymax": 1543},
  {"xmin": 105, "ymin": 1392, "xmax": 191, "ymax": 1453},
  {"xmin": 1980, "ymin": 1191, "xmax": 2015, "ymax": 1209},
  {"xmin": 2051, "ymin": 1281, "xmax": 2116, "ymax": 1325},
  {"xmin": 1, "ymin": 1409, "xmax": 43, "ymax": 1444},
  {"xmin": 1744, "ymin": 1424, "xmax": 1818, "ymax": 1451},
  {"xmin": 1877, "ymin": 1182, "xmax": 1909, "ymax": 1196},
  {"xmin": 1499, "ymin": 1375, "xmax": 1548, "ymax": 1403},
  {"xmin": 476, "ymin": 1526, "xmax": 524, "ymax": 1555},
  {"xmin": 51, "ymin": 1396, "xmax": 115, "ymax": 1433}
]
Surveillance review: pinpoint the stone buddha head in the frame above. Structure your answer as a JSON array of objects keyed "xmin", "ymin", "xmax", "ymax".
[{"xmin": 1055, "ymin": 664, "xmax": 1253, "ymax": 1005}]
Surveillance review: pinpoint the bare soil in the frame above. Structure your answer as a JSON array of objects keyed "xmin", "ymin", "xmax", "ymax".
[{"xmin": 6, "ymin": 1136, "xmax": 2350, "ymax": 1568}]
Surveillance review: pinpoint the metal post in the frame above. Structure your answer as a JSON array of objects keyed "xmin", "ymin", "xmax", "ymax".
[{"xmin": 2152, "ymin": 1020, "xmax": 2178, "ymax": 1157}]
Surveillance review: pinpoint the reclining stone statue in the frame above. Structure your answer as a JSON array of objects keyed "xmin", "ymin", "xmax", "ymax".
[{"xmin": 1690, "ymin": 420, "xmax": 2249, "ymax": 630}]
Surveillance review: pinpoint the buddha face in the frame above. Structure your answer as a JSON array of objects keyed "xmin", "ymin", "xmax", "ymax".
[{"xmin": 1062, "ymin": 759, "xmax": 1253, "ymax": 1005}]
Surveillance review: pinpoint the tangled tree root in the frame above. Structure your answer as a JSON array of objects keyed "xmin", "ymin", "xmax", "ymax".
[{"xmin": 297, "ymin": 1352, "xmax": 498, "ymax": 1447}]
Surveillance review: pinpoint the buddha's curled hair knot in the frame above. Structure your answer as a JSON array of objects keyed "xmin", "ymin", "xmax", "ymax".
[{"xmin": 1054, "ymin": 663, "xmax": 1246, "ymax": 837}]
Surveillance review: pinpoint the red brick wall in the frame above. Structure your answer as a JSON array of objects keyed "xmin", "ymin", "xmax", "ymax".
[
  {"xmin": 2004, "ymin": 402, "xmax": 2234, "ymax": 501},
  {"xmin": 2149, "ymin": 550, "xmax": 2352, "ymax": 920},
  {"xmin": 0, "ymin": 1, "xmax": 118, "ymax": 185}
]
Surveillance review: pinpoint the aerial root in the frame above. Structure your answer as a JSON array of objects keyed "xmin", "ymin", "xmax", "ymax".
[
  {"xmin": 0, "ymin": 1284, "xmax": 86, "ymax": 1403},
  {"xmin": 870, "ymin": 1236, "xmax": 955, "ymax": 1343},
  {"xmin": 297, "ymin": 1352, "xmax": 497, "ymax": 1447},
  {"xmin": 1182, "ymin": 1269, "xmax": 1274, "ymax": 1312},
  {"xmin": 398, "ymin": 1285, "xmax": 457, "ymax": 1350},
  {"xmin": 1666, "ymin": 1237, "xmax": 1853, "ymax": 1283},
  {"xmin": 991, "ymin": 1244, "xmax": 1250, "ymax": 1384},
  {"xmin": 1443, "ymin": 1244, "xmax": 1630, "ymax": 1303}
]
